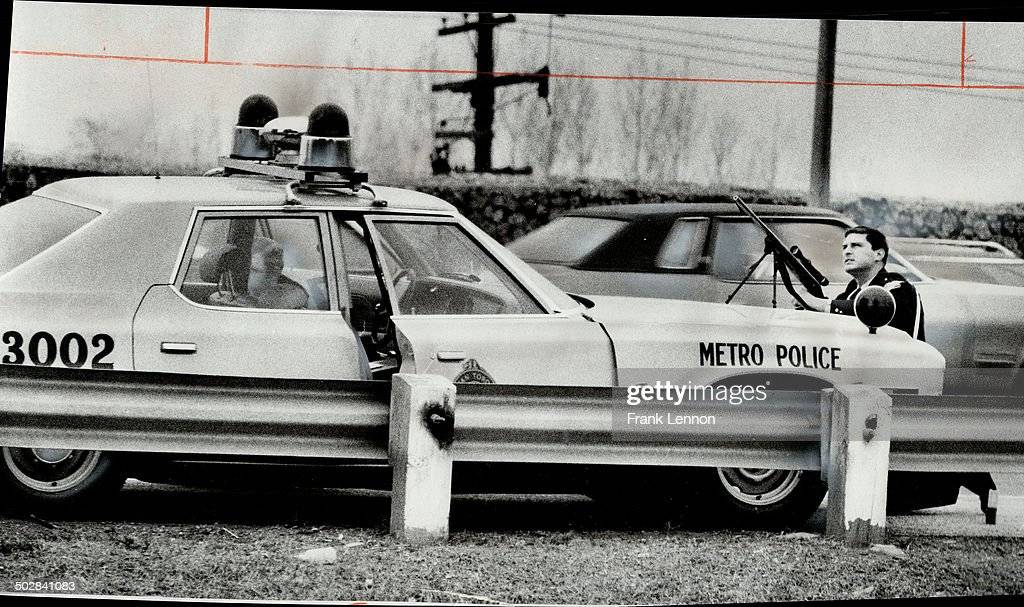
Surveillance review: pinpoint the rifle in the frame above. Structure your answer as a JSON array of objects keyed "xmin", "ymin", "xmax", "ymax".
[{"xmin": 727, "ymin": 195, "xmax": 829, "ymax": 309}]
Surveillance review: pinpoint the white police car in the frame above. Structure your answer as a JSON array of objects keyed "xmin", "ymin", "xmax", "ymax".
[{"xmin": 0, "ymin": 95, "xmax": 946, "ymax": 526}]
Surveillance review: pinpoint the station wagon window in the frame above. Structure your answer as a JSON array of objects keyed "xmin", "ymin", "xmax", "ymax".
[
  {"xmin": 181, "ymin": 216, "xmax": 330, "ymax": 311},
  {"xmin": 713, "ymin": 220, "xmax": 850, "ymax": 283},
  {"xmin": 0, "ymin": 196, "xmax": 99, "ymax": 276},
  {"xmin": 373, "ymin": 221, "xmax": 543, "ymax": 315},
  {"xmin": 713, "ymin": 219, "xmax": 925, "ymax": 284},
  {"xmin": 507, "ymin": 216, "xmax": 627, "ymax": 264},
  {"xmin": 656, "ymin": 218, "xmax": 709, "ymax": 269}
]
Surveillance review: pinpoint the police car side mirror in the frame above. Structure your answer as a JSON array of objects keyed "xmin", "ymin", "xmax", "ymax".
[{"xmin": 854, "ymin": 285, "xmax": 896, "ymax": 334}]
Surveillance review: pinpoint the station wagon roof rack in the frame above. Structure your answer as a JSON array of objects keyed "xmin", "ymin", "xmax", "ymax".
[{"xmin": 215, "ymin": 94, "xmax": 371, "ymax": 196}]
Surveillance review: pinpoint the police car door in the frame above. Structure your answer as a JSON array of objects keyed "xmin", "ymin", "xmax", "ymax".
[
  {"xmin": 133, "ymin": 211, "xmax": 367, "ymax": 380},
  {"xmin": 362, "ymin": 215, "xmax": 615, "ymax": 385}
]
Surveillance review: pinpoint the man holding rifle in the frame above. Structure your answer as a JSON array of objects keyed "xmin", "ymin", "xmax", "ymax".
[
  {"xmin": 734, "ymin": 195, "xmax": 997, "ymax": 520},
  {"xmin": 793, "ymin": 226, "xmax": 926, "ymax": 342}
]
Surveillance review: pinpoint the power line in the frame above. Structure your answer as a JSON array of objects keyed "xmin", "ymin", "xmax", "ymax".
[
  {"xmin": 562, "ymin": 14, "xmax": 1024, "ymax": 81},
  {"xmin": 515, "ymin": 20, "xmax": 1024, "ymax": 87},
  {"xmin": 508, "ymin": 26, "xmax": 1024, "ymax": 105}
]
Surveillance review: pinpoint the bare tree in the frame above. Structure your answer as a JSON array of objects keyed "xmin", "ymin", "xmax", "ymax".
[
  {"xmin": 643, "ymin": 63, "xmax": 699, "ymax": 182},
  {"xmin": 70, "ymin": 114, "xmax": 152, "ymax": 174},
  {"xmin": 497, "ymin": 88, "xmax": 542, "ymax": 170},
  {"xmin": 707, "ymin": 110, "xmax": 742, "ymax": 184},
  {"xmin": 561, "ymin": 62, "xmax": 599, "ymax": 177},
  {"xmin": 615, "ymin": 50, "xmax": 701, "ymax": 183},
  {"xmin": 376, "ymin": 43, "xmax": 441, "ymax": 177},
  {"xmin": 763, "ymin": 111, "xmax": 784, "ymax": 189},
  {"xmin": 615, "ymin": 48, "xmax": 657, "ymax": 180},
  {"xmin": 531, "ymin": 89, "xmax": 564, "ymax": 177},
  {"xmin": 525, "ymin": 52, "xmax": 588, "ymax": 178}
]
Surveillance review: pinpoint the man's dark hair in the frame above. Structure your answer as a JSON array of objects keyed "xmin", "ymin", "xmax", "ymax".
[{"xmin": 844, "ymin": 226, "xmax": 888, "ymax": 264}]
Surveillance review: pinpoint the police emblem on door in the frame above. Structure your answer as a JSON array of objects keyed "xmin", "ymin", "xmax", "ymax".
[{"xmin": 454, "ymin": 359, "xmax": 495, "ymax": 383}]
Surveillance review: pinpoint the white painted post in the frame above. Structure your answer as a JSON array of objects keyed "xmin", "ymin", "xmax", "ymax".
[
  {"xmin": 389, "ymin": 373, "xmax": 457, "ymax": 545},
  {"xmin": 825, "ymin": 385, "xmax": 892, "ymax": 547},
  {"xmin": 819, "ymin": 388, "xmax": 834, "ymax": 483}
]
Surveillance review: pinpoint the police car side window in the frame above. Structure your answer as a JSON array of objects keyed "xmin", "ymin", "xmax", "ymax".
[
  {"xmin": 336, "ymin": 221, "xmax": 388, "ymax": 336},
  {"xmin": 180, "ymin": 217, "xmax": 329, "ymax": 311}
]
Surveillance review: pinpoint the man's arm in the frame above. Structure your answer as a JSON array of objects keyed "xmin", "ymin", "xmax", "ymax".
[
  {"xmin": 884, "ymin": 279, "xmax": 924, "ymax": 339},
  {"xmin": 829, "ymin": 298, "xmax": 854, "ymax": 316},
  {"xmin": 790, "ymin": 282, "xmax": 834, "ymax": 313}
]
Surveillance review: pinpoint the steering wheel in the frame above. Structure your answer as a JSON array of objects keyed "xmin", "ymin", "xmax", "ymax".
[
  {"xmin": 368, "ymin": 301, "xmax": 391, "ymax": 348},
  {"xmin": 392, "ymin": 267, "xmax": 415, "ymax": 286}
]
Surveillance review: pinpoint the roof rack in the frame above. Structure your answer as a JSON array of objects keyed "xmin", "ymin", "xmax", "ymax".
[{"xmin": 217, "ymin": 156, "xmax": 368, "ymax": 189}]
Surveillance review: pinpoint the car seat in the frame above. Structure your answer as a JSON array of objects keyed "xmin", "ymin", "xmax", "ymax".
[{"xmin": 197, "ymin": 243, "xmax": 251, "ymax": 307}]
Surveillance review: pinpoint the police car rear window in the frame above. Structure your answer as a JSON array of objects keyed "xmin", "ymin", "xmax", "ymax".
[{"xmin": 0, "ymin": 196, "xmax": 99, "ymax": 276}]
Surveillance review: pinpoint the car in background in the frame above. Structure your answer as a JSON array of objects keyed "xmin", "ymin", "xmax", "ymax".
[
  {"xmin": 891, "ymin": 236, "xmax": 1024, "ymax": 287},
  {"xmin": 508, "ymin": 202, "xmax": 1024, "ymax": 396}
]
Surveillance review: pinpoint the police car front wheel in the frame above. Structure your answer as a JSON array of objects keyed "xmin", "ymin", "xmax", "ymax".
[
  {"xmin": 0, "ymin": 447, "xmax": 125, "ymax": 511},
  {"xmin": 707, "ymin": 467, "xmax": 826, "ymax": 527}
]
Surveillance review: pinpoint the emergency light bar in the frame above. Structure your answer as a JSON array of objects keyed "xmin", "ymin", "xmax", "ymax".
[{"xmin": 222, "ymin": 94, "xmax": 366, "ymax": 187}]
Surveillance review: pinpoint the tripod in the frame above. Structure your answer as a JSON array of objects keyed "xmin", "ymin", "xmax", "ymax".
[{"xmin": 725, "ymin": 238, "xmax": 780, "ymax": 308}]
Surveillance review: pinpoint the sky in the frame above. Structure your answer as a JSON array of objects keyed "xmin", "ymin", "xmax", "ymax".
[{"xmin": 6, "ymin": 2, "xmax": 1024, "ymax": 205}]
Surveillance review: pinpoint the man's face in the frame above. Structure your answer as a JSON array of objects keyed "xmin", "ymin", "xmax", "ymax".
[
  {"xmin": 251, "ymin": 246, "xmax": 284, "ymax": 275},
  {"xmin": 842, "ymin": 233, "xmax": 884, "ymax": 274}
]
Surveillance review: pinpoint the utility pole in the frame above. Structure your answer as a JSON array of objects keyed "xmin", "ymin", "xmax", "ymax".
[
  {"xmin": 810, "ymin": 19, "xmax": 837, "ymax": 206},
  {"xmin": 432, "ymin": 13, "xmax": 550, "ymax": 174}
]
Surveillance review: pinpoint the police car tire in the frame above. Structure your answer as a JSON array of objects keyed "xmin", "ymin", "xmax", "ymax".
[
  {"xmin": 0, "ymin": 447, "xmax": 126, "ymax": 513},
  {"xmin": 703, "ymin": 467, "xmax": 826, "ymax": 528}
]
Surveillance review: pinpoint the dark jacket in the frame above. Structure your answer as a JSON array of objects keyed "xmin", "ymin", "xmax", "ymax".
[{"xmin": 829, "ymin": 268, "xmax": 926, "ymax": 341}]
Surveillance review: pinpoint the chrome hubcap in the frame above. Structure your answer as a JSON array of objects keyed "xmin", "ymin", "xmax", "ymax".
[
  {"xmin": 717, "ymin": 468, "xmax": 803, "ymax": 506},
  {"xmin": 32, "ymin": 448, "xmax": 74, "ymax": 464},
  {"xmin": 3, "ymin": 447, "xmax": 102, "ymax": 493}
]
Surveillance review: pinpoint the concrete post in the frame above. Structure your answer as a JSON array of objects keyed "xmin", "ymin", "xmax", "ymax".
[
  {"xmin": 388, "ymin": 373, "xmax": 457, "ymax": 544},
  {"xmin": 825, "ymin": 385, "xmax": 892, "ymax": 547}
]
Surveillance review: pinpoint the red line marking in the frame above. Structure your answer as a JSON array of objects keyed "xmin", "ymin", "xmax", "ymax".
[
  {"xmin": 961, "ymin": 20, "xmax": 966, "ymax": 88},
  {"xmin": 10, "ymin": 49, "xmax": 241, "ymax": 65},
  {"xmin": 10, "ymin": 49, "xmax": 1024, "ymax": 90},
  {"xmin": 203, "ymin": 7, "xmax": 210, "ymax": 64}
]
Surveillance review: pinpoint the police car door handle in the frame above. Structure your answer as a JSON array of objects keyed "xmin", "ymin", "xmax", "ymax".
[
  {"xmin": 160, "ymin": 342, "xmax": 197, "ymax": 355},
  {"xmin": 436, "ymin": 350, "xmax": 466, "ymax": 362}
]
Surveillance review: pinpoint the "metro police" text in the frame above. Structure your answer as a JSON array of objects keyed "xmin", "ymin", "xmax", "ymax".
[{"xmin": 699, "ymin": 342, "xmax": 841, "ymax": 370}]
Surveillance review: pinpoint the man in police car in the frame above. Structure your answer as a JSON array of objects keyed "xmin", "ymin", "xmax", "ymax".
[{"xmin": 794, "ymin": 226, "xmax": 925, "ymax": 341}]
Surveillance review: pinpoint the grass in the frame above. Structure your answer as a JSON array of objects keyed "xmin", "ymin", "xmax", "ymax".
[{"xmin": 1, "ymin": 487, "xmax": 1022, "ymax": 603}]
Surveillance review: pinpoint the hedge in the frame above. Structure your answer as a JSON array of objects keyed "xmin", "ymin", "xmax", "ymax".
[{"xmin": 3, "ymin": 164, "xmax": 1021, "ymax": 254}]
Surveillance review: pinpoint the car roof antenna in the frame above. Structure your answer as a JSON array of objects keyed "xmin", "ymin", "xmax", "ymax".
[{"xmin": 146, "ymin": 62, "xmax": 160, "ymax": 179}]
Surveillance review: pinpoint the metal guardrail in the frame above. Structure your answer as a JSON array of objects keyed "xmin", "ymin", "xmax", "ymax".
[
  {"xmin": 453, "ymin": 383, "xmax": 822, "ymax": 470},
  {"xmin": 0, "ymin": 365, "xmax": 389, "ymax": 460},
  {"xmin": 888, "ymin": 394, "xmax": 1024, "ymax": 473},
  {"xmin": 1, "ymin": 364, "xmax": 1022, "ymax": 473}
]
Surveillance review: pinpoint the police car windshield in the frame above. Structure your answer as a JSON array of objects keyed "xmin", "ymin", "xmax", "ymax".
[{"xmin": 0, "ymin": 196, "xmax": 99, "ymax": 277}]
